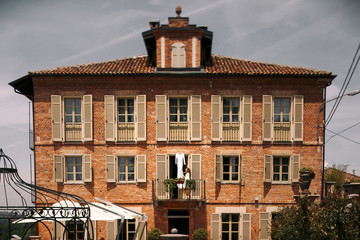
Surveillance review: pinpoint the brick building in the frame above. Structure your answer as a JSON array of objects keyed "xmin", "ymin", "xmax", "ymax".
[{"xmin": 10, "ymin": 7, "xmax": 335, "ymax": 240}]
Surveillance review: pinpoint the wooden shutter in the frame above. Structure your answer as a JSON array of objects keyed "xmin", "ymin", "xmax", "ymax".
[
  {"xmin": 242, "ymin": 95, "xmax": 252, "ymax": 141},
  {"xmin": 53, "ymin": 221, "xmax": 64, "ymax": 240},
  {"xmin": 136, "ymin": 155, "xmax": 147, "ymax": 183},
  {"xmin": 292, "ymin": 155, "xmax": 300, "ymax": 183},
  {"xmin": 137, "ymin": 219, "xmax": 146, "ymax": 240},
  {"xmin": 293, "ymin": 95, "xmax": 303, "ymax": 141},
  {"xmin": 83, "ymin": 155, "xmax": 92, "ymax": 182},
  {"xmin": 263, "ymin": 95, "xmax": 273, "ymax": 141},
  {"xmin": 82, "ymin": 95, "xmax": 93, "ymax": 141},
  {"xmin": 179, "ymin": 45, "xmax": 186, "ymax": 67},
  {"xmin": 241, "ymin": 213, "xmax": 251, "ymax": 240},
  {"xmin": 211, "ymin": 213, "xmax": 221, "ymax": 240},
  {"xmin": 136, "ymin": 95, "xmax": 146, "ymax": 141},
  {"xmin": 54, "ymin": 155, "xmax": 63, "ymax": 182},
  {"xmin": 259, "ymin": 212, "xmax": 270, "ymax": 240},
  {"xmin": 190, "ymin": 95, "xmax": 202, "ymax": 141},
  {"xmin": 156, "ymin": 95, "xmax": 167, "ymax": 141},
  {"xmin": 106, "ymin": 155, "xmax": 116, "ymax": 183},
  {"xmin": 105, "ymin": 95, "xmax": 115, "ymax": 141},
  {"xmin": 215, "ymin": 155, "xmax": 222, "ymax": 182},
  {"xmin": 107, "ymin": 220, "xmax": 117, "ymax": 240},
  {"xmin": 211, "ymin": 95, "xmax": 221, "ymax": 141},
  {"xmin": 87, "ymin": 220, "xmax": 95, "ymax": 240},
  {"xmin": 264, "ymin": 155, "xmax": 272, "ymax": 183},
  {"xmin": 51, "ymin": 95, "xmax": 63, "ymax": 141},
  {"xmin": 171, "ymin": 45, "xmax": 178, "ymax": 67},
  {"xmin": 191, "ymin": 154, "xmax": 202, "ymax": 199},
  {"xmin": 156, "ymin": 154, "xmax": 168, "ymax": 199}
]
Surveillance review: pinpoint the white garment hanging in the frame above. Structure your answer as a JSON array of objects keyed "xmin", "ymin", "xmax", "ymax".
[{"xmin": 175, "ymin": 153, "xmax": 185, "ymax": 179}]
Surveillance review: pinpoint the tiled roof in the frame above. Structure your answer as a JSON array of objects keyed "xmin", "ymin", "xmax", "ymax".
[{"xmin": 29, "ymin": 55, "xmax": 332, "ymax": 76}]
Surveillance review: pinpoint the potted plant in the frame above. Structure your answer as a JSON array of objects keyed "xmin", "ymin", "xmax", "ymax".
[
  {"xmin": 185, "ymin": 179, "xmax": 196, "ymax": 191},
  {"xmin": 193, "ymin": 228, "xmax": 208, "ymax": 240},
  {"xmin": 163, "ymin": 178, "xmax": 177, "ymax": 198},
  {"xmin": 299, "ymin": 167, "xmax": 315, "ymax": 195}
]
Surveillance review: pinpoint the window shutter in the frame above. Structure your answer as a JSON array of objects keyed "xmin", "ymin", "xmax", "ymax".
[
  {"xmin": 107, "ymin": 220, "xmax": 117, "ymax": 240},
  {"xmin": 179, "ymin": 45, "xmax": 186, "ymax": 67},
  {"xmin": 264, "ymin": 155, "xmax": 272, "ymax": 183},
  {"xmin": 53, "ymin": 221, "xmax": 64, "ymax": 240},
  {"xmin": 171, "ymin": 45, "xmax": 179, "ymax": 67},
  {"xmin": 83, "ymin": 155, "xmax": 92, "ymax": 182},
  {"xmin": 293, "ymin": 95, "xmax": 303, "ymax": 141},
  {"xmin": 82, "ymin": 95, "xmax": 93, "ymax": 141},
  {"xmin": 87, "ymin": 220, "xmax": 95, "ymax": 240},
  {"xmin": 54, "ymin": 155, "xmax": 63, "ymax": 182},
  {"xmin": 106, "ymin": 155, "xmax": 116, "ymax": 183},
  {"xmin": 215, "ymin": 155, "xmax": 222, "ymax": 182},
  {"xmin": 259, "ymin": 212, "xmax": 270, "ymax": 240},
  {"xmin": 241, "ymin": 213, "xmax": 251, "ymax": 240},
  {"xmin": 156, "ymin": 95, "xmax": 167, "ymax": 141},
  {"xmin": 136, "ymin": 155, "xmax": 147, "ymax": 183},
  {"xmin": 137, "ymin": 219, "xmax": 146, "ymax": 240},
  {"xmin": 51, "ymin": 95, "xmax": 63, "ymax": 141},
  {"xmin": 190, "ymin": 95, "xmax": 202, "ymax": 141},
  {"xmin": 211, "ymin": 95, "xmax": 221, "ymax": 141},
  {"xmin": 156, "ymin": 154, "xmax": 168, "ymax": 199},
  {"xmin": 136, "ymin": 95, "xmax": 146, "ymax": 141},
  {"xmin": 263, "ymin": 95, "xmax": 273, "ymax": 141},
  {"xmin": 105, "ymin": 95, "xmax": 115, "ymax": 141},
  {"xmin": 242, "ymin": 95, "xmax": 252, "ymax": 141},
  {"xmin": 292, "ymin": 155, "xmax": 300, "ymax": 183},
  {"xmin": 191, "ymin": 154, "xmax": 202, "ymax": 199},
  {"xmin": 211, "ymin": 213, "xmax": 221, "ymax": 240}
]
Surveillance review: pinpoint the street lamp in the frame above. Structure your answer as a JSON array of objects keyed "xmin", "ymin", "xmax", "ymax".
[
  {"xmin": 317, "ymin": 89, "xmax": 360, "ymax": 142},
  {"xmin": 318, "ymin": 89, "xmax": 360, "ymax": 199}
]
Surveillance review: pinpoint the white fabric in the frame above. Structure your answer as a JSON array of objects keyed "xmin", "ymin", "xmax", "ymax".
[{"xmin": 175, "ymin": 153, "xmax": 185, "ymax": 178}]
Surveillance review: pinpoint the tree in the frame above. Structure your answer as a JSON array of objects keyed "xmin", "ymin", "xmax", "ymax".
[
  {"xmin": 271, "ymin": 193, "xmax": 360, "ymax": 240},
  {"xmin": 325, "ymin": 164, "xmax": 348, "ymax": 189}
]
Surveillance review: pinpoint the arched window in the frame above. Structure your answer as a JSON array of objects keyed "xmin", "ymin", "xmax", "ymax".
[{"xmin": 171, "ymin": 42, "xmax": 186, "ymax": 68}]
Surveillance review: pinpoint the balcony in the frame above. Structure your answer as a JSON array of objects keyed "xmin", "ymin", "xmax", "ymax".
[
  {"xmin": 222, "ymin": 122, "xmax": 240, "ymax": 141},
  {"xmin": 274, "ymin": 122, "xmax": 291, "ymax": 141},
  {"xmin": 152, "ymin": 179, "xmax": 205, "ymax": 203},
  {"xmin": 65, "ymin": 123, "xmax": 82, "ymax": 141},
  {"xmin": 169, "ymin": 122, "xmax": 188, "ymax": 141},
  {"xmin": 117, "ymin": 122, "xmax": 135, "ymax": 141}
]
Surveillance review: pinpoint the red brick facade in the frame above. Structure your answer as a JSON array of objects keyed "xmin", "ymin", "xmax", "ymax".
[{"xmin": 11, "ymin": 9, "xmax": 334, "ymax": 240}]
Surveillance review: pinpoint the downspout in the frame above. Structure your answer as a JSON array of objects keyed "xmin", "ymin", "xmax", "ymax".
[{"xmin": 321, "ymin": 87, "xmax": 327, "ymax": 200}]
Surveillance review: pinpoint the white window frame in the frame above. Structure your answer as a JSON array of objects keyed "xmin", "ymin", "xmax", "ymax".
[
  {"xmin": 168, "ymin": 95, "xmax": 190, "ymax": 142},
  {"xmin": 118, "ymin": 156, "xmax": 136, "ymax": 183}
]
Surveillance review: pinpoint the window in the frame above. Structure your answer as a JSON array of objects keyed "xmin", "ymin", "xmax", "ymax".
[
  {"xmin": 66, "ymin": 156, "xmax": 82, "ymax": 182},
  {"xmin": 264, "ymin": 155, "xmax": 300, "ymax": 183},
  {"xmin": 215, "ymin": 155, "xmax": 241, "ymax": 183},
  {"xmin": 105, "ymin": 95, "xmax": 146, "ymax": 142},
  {"xmin": 211, "ymin": 95, "xmax": 252, "ymax": 142},
  {"xmin": 54, "ymin": 155, "xmax": 92, "ymax": 183},
  {"xmin": 51, "ymin": 95, "xmax": 93, "ymax": 142},
  {"xmin": 126, "ymin": 219, "xmax": 136, "ymax": 240},
  {"xmin": 222, "ymin": 214, "xmax": 240, "ymax": 240},
  {"xmin": 106, "ymin": 155, "xmax": 146, "ymax": 183},
  {"xmin": 171, "ymin": 42, "xmax": 186, "ymax": 68},
  {"xmin": 118, "ymin": 156, "xmax": 135, "ymax": 182},
  {"xmin": 263, "ymin": 95, "xmax": 303, "ymax": 142},
  {"xmin": 211, "ymin": 212, "xmax": 251, "ymax": 240},
  {"xmin": 156, "ymin": 95, "xmax": 201, "ymax": 141},
  {"xmin": 117, "ymin": 98, "xmax": 135, "ymax": 141},
  {"xmin": 67, "ymin": 220, "xmax": 85, "ymax": 240},
  {"xmin": 169, "ymin": 97, "xmax": 188, "ymax": 141}
]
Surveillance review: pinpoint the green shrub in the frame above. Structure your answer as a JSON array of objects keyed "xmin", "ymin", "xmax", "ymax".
[
  {"xmin": 193, "ymin": 228, "xmax": 208, "ymax": 240},
  {"xmin": 147, "ymin": 228, "xmax": 163, "ymax": 240}
]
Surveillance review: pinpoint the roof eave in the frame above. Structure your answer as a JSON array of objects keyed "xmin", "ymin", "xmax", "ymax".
[{"xmin": 8, "ymin": 74, "xmax": 33, "ymax": 101}]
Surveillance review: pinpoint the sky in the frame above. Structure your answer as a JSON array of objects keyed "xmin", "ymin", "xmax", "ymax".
[{"xmin": 0, "ymin": 0, "xmax": 359, "ymax": 198}]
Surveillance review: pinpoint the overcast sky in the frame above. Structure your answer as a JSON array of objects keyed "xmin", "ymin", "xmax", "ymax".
[{"xmin": 1, "ymin": 0, "xmax": 359, "ymax": 193}]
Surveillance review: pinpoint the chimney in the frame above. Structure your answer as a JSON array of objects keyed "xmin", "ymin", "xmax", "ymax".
[{"xmin": 149, "ymin": 19, "xmax": 160, "ymax": 29}]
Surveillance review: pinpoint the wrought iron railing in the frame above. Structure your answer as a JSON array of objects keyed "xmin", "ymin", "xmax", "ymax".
[{"xmin": 152, "ymin": 179, "xmax": 205, "ymax": 201}]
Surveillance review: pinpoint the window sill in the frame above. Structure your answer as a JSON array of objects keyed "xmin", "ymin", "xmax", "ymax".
[
  {"xmin": 117, "ymin": 182, "xmax": 136, "ymax": 185},
  {"xmin": 270, "ymin": 182, "xmax": 292, "ymax": 185},
  {"xmin": 63, "ymin": 182, "xmax": 85, "ymax": 185}
]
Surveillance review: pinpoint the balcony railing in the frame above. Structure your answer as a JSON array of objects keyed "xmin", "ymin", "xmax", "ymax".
[
  {"xmin": 65, "ymin": 123, "xmax": 82, "ymax": 141},
  {"xmin": 117, "ymin": 122, "xmax": 135, "ymax": 141},
  {"xmin": 274, "ymin": 122, "xmax": 291, "ymax": 141},
  {"xmin": 152, "ymin": 179, "xmax": 205, "ymax": 201},
  {"xmin": 169, "ymin": 122, "xmax": 188, "ymax": 141},
  {"xmin": 222, "ymin": 122, "xmax": 240, "ymax": 141}
]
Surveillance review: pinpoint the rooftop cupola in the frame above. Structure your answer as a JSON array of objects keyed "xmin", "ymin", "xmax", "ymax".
[{"xmin": 142, "ymin": 6, "xmax": 213, "ymax": 70}]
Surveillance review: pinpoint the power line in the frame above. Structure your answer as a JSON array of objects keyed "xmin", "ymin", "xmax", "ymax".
[
  {"xmin": 326, "ymin": 121, "xmax": 360, "ymax": 143},
  {"xmin": 325, "ymin": 42, "xmax": 360, "ymax": 127},
  {"xmin": 325, "ymin": 128, "xmax": 360, "ymax": 145}
]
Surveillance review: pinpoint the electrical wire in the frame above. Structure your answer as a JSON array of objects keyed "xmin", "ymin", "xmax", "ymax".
[
  {"xmin": 325, "ymin": 43, "xmax": 360, "ymax": 127},
  {"xmin": 326, "ymin": 121, "xmax": 360, "ymax": 143},
  {"xmin": 325, "ymin": 128, "xmax": 360, "ymax": 144}
]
